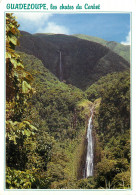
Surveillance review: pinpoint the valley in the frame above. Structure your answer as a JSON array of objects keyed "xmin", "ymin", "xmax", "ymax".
[{"xmin": 6, "ymin": 13, "xmax": 130, "ymax": 189}]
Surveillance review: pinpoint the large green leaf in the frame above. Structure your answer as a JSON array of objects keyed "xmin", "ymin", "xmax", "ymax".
[
  {"xmin": 22, "ymin": 81, "xmax": 31, "ymax": 93},
  {"xmin": 24, "ymin": 129, "xmax": 31, "ymax": 137},
  {"xmin": 10, "ymin": 58, "xmax": 18, "ymax": 68},
  {"xmin": 6, "ymin": 52, "xmax": 11, "ymax": 59},
  {"xmin": 8, "ymin": 35, "xmax": 17, "ymax": 45}
]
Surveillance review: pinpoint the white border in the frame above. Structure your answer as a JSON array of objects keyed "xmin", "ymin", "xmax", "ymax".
[{"xmin": 0, "ymin": 0, "xmax": 136, "ymax": 194}]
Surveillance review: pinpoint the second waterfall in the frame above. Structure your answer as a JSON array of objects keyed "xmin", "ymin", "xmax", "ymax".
[{"xmin": 85, "ymin": 108, "xmax": 94, "ymax": 178}]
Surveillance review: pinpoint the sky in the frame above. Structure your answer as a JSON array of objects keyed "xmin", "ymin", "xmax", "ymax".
[{"xmin": 14, "ymin": 13, "xmax": 131, "ymax": 45}]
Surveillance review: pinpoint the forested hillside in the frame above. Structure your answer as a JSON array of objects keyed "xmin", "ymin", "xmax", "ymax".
[
  {"xmin": 6, "ymin": 13, "xmax": 130, "ymax": 189},
  {"xmin": 74, "ymin": 34, "xmax": 130, "ymax": 62},
  {"xmin": 86, "ymin": 71, "xmax": 130, "ymax": 188},
  {"xmin": 16, "ymin": 31, "xmax": 129, "ymax": 90}
]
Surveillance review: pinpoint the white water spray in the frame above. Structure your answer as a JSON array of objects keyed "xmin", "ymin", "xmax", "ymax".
[{"xmin": 85, "ymin": 109, "xmax": 94, "ymax": 177}]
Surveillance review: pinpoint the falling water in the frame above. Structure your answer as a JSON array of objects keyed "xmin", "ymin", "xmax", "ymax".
[
  {"xmin": 59, "ymin": 51, "xmax": 63, "ymax": 81},
  {"xmin": 85, "ymin": 109, "xmax": 94, "ymax": 177}
]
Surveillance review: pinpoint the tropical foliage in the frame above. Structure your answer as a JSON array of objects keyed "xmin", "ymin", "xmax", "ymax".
[
  {"xmin": 6, "ymin": 13, "xmax": 130, "ymax": 189},
  {"xmin": 87, "ymin": 71, "xmax": 130, "ymax": 189},
  {"xmin": 74, "ymin": 34, "xmax": 130, "ymax": 62},
  {"xmin": 16, "ymin": 30, "xmax": 129, "ymax": 90},
  {"xmin": 6, "ymin": 13, "xmax": 44, "ymax": 189}
]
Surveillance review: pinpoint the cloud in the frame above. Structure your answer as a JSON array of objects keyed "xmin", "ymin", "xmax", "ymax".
[
  {"xmin": 121, "ymin": 31, "xmax": 131, "ymax": 45},
  {"xmin": 15, "ymin": 13, "xmax": 52, "ymax": 23},
  {"xmin": 14, "ymin": 13, "xmax": 52, "ymax": 33},
  {"xmin": 36, "ymin": 22, "xmax": 69, "ymax": 34},
  {"xmin": 14, "ymin": 13, "xmax": 69, "ymax": 35}
]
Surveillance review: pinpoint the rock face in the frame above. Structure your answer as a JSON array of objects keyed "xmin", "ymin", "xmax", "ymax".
[{"xmin": 16, "ymin": 31, "xmax": 130, "ymax": 90}]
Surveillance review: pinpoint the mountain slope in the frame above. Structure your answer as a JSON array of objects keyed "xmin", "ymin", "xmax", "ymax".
[
  {"xmin": 16, "ymin": 51, "xmax": 91, "ymax": 188},
  {"xmin": 74, "ymin": 34, "xmax": 130, "ymax": 62},
  {"xmin": 16, "ymin": 31, "xmax": 130, "ymax": 90},
  {"xmin": 15, "ymin": 51, "xmax": 130, "ymax": 189},
  {"xmin": 6, "ymin": 14, "xmax": 130, "ymax": 190}
]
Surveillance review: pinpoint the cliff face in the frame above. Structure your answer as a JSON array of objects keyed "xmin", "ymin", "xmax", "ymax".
[
  {"xmin": 16, "ymin": 32, "xmax": 130, "ymax": 90},
  {"xmin": 74, "ymin": 34, "xmax": 130, "ymax": 62}
]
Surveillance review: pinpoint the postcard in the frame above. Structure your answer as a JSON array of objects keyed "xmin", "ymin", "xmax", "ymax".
[{"xmin": 0, "ymin": 0, "xmax": 136, "ymax": 194}]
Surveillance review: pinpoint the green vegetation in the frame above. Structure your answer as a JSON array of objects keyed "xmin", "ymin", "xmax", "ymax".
[
  {"xmin": 74, "ymin": 34, "xmax": 108, "ymax": 45},
  {"xmin": 74, "ymin": 34, "xmax": 130, "ymax": 62},
  {"xmin": 16, "ymin": 51, "xmax": 93, "ymax": 188},
  {"xmin": 6, "ymin": 13, "xmax": 43, "ymax": 189},
  {"xmin": 16, "ymin": 31, "xmax": 129, "ymax": 90},
  {"xmin": 87, "ymin": 71, "xmax": 130, "ymax": 189},
  {"xmin": 6, "ymin": 14, "xmax": 130, "ymax": 189},
  {"xmin": 86, "ymin": 71, "xmax": 130, "ymax": 102}
]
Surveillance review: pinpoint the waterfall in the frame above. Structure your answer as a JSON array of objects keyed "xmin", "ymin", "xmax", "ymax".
[
  {"xmin": 59, "ymin": 51, "xmax": 63, "ymax": 81},
  {"xmin": 85, "ymin": 109, "xmax": 94, "ymax": 177}
]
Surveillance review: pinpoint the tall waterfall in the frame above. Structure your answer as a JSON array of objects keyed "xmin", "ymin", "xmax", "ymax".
[
  {"xmin": 59, "ymin": 51, "xmax": 63, "ymax": 81},
  {"xmin": 85, "ymin": 109, "xmax": 94, "ymax": 177}
]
